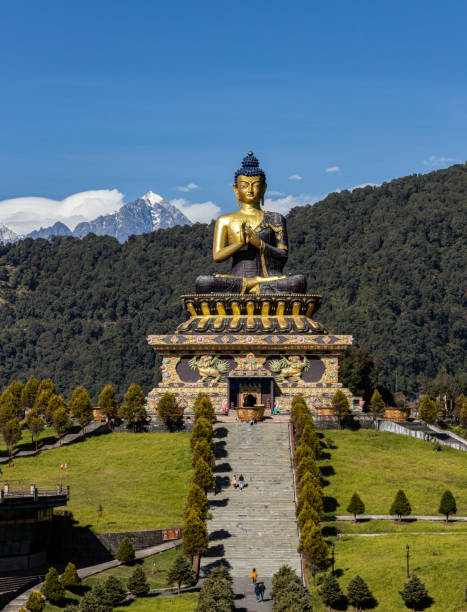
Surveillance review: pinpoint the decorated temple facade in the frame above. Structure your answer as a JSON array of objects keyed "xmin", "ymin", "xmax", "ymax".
[{"xmin": 147, "ymin": 152, "xmax": 358, "ymax": 417}]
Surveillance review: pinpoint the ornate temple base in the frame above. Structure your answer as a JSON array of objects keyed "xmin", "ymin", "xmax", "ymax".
[{"xmin": 147, "ymin": 294, "xmax": 359, "ymax": 417}]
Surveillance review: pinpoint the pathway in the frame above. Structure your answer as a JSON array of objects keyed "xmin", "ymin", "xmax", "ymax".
[{"xmin": 201, "ymin": 421, "xmax": 301, "ymax": 604}]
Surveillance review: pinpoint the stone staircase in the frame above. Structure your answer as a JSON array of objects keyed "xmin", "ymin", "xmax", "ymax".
[{"xmin": 201, "ymin": 421, "xmax": 301, "ymax": 578}]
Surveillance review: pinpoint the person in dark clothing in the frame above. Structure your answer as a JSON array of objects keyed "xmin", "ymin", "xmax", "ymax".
[
  {"xmin": 239, "ymin": 474, "xmax": 244, "ymax": 491},
  {"xmin": 258, "ymin": 582, "xmax": 266, "ymax": 601},
  {"xmin": 255, "ymin": 583, "xmax": 261, "ymax": 601}
]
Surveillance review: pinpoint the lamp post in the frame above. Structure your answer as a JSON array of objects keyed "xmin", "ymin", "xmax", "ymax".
[
  {"xmin": 331, "ymin": 542, "xmax": 335, "ymax": 575},
  {"xmin": 406, "ymin": 544, "xmax": 410, "ymax": 578}
]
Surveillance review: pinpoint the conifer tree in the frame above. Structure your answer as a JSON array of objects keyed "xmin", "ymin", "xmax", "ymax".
[
  {"xmin": 47, "ymin": 394, "xmax": 68, "ymax": 427},
  {"xmin": 185, "ymin": 482, "xmax": 210, "ymax": 521},
  {"xmin": 52, "ymin": 406, "xmax": 72, "ymax": 443},
  {"xmin": 190, "ymin": 416, "xmax": 213, "ymax": 449},
  {"xmin": 399, "ymin": 573, "xmax": 430, "ymax": 611},
  {"xmin": 0, "ymin": 390, "xmax": 20, "ymax": 425},
  {"xmin": 70, "ymin": 386, "xmax": 94, "ymax": 436},
  {"xmin": 459, "ymin": 398, "xmax": 467, "ymax": 427},
  {"xmin": 299, "ymin": 471, "xmax": 323, "ymax": 493},
  {"xmin": 294, "ymin": 444, "xmax": 314, "ymax": 466},
  {"xmin": 418, "ymin": 395, "xmax": 437, "ymax": 433},
  {"xmin": 98, "ymin": 385, "xmax": 118, "ymax": 427},
  {"xmin": 103, "ymin": 575, "xmax": 127, "ymax": 606},
  {"xmin": 297, "ymin": 501, "xmax": 320, "ymax": 530},
  {"xmin": 298, "ymin": 521, "xmax": 329, "ymax": 583},
  {"xmin": 369, "ymin": 389, "xmax": 386, "ymax": 420},
  {"xmin": 41, "ymin": 567, "xmax": 65, "ymax": 604},
  {"xmin": 347, "ymin": 575, "xmax": 375, "ymax": 610},
  {"xmin": 127, "ymin": 566, "xmax": 149, "ymax": 596},
  {"xmin": 438, "ymin": 490, "xmax": 457, "ymax": 522},
  {"xmin": 194, "ymin": 394, "xmax": 215, "ymax": 423},
  {"xmin": 319, "ymin": 573, "xmax": 345, "ymax": 610},
  {"xmin": 25, "ymin": 591, "xmax": 45, "ymax": 612},
  {"xmin": 296, "ymin": 481, "xmax": 324, "ymax": 516},
  {"xmin": 25, "ymin": 410, "xmax": 45, "ymax": 450},
  {"xmin": 390, "ymin": 490, "xmax": 412, "ymax": 521},
  {"xmin": 182, "ymin": 509, "xmax": 209, "ymax": 560},
  {"xmin": 347, "ymin": 492, "xmax": 365, "ymax": 521},
  {"xmin": 192, "ymin": 438, "xmax": 215, "ymax": 468},
  {"xmin": 61, "ymin": 562, "xmax": 81, "ymax": 590},
  {"xmin": 36, "ymin": 389, "xmax": 55, "ymax": 424},
  {"xmin": 6, "ymin": 381, "xmax": 23, "ymax": 411},
  {"xmin": 21, "ymin": 376, "xmax": 39, "ymax": 412},
  {"xmin": 167, "ymin": 553, "xmax": 193, "ymax": 593},
  {"xmin": 157, "ymin": 392, "xmax": 184, "ymax": 431},
  {"xmin": 116, "ymin": 537, "xmax": 135, "ymax": 564},
  {"xmin": 119, "ymin": 384, "xmax": 147, "ymax": 431},
  {"xmin": 331, "ymin": 390, "xmax": 351, "ymax": 428},
  {"xmin": 192, "ymin": 457, "xmax": 215, "ymax": 494},
  {"xmin": 79, "ymin": 584, "xmax": 112, "ymax": 611},
  {"xmin": 296, "ymin": 456, "xmax": 321, "ymax": 484},
  {"xmin": 1, "ymin": 417, "xmax": 22, "ymax": 457},
  {"xmin": 300, "ymin": 422, "xmax": 321, "ymax": 458}
]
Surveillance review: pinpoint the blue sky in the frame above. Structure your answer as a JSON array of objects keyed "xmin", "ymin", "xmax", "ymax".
[{"xmin": 1, "ymin": 0, "xmax": 466, "ymax": 230}]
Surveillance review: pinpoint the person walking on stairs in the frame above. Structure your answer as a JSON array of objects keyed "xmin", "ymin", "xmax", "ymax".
[
  {"xmin": 232, "ymin": 475, "xmax": 238, "ymax": 489},
  {"xmin": 251, "ymin": 568, "xmax": 258, "ymax": 584},
  {"xmin": 239, "ymin": 473, "xmax": 244, "ymax": 491},
  {"xmin": 258, "ymin": 581, "xmax": 266, "ymax": 601},
  {"xmin": 255, "ymin": 582, "xmax": 261, "ymax": 601}
]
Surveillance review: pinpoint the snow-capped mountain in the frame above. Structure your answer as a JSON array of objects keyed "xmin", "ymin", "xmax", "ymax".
[
  {"xmin": 0, "ymin": 224, "xmax": 20, "ymax": 243},
  {"xmin": 72, "ymin": 191, "xmax": 192, "ymax": 243},
  {"xmin": 10, "ymin": 191, "xmax": 192, "ymax": 244}
]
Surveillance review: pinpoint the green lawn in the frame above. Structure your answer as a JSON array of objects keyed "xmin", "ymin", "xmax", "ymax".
[
  {"xmin": 333, "ymin": 519, "xmax": 467, "ymax": 534},
  {"xmin": 115, "ymin": 594, "xmax": 198, "ymax": 611},
  {"xmin": 0, "ymin": 433, "xmax": 192, "ymax": 531},
  {"xmin": 85, "ymin": 546, "xmax": 183, "ymax": 590},
  {"xmin": 319, "ymin": 430, "xmax": 467, "ymax": 516},
  {"xmin": 309, "ymin": 534, "xmax": 467, "ymax": 611}
]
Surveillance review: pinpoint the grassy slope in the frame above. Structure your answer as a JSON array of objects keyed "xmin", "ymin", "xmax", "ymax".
[
  {"xmin": 44, "ymin": 593, "xmax": 198, "ymax": 612},
  {"xmin": 319, "ymin": 430, "xmax": 467, "ymax": 516},
  {"xmin": 310, "ymin": 534, "xmax": 467, "ymax": 612},
  {"xmin": 2, "ymin": 433, "xmax": 192, "ymax": 531}
]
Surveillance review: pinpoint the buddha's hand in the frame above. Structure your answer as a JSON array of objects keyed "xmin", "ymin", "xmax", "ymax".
[{"xmin": 245, "ymin": 226, "xmax": 263, "ymax": 250}]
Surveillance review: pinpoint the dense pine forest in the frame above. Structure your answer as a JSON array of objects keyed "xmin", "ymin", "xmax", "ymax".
[{"xmin": 0, "ymin": 164, "xmax": 465, "ymax": 401}]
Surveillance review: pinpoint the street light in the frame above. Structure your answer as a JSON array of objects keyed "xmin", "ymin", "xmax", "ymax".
[
  {"xmin": 331, "ymin": 543, "xmax": 335, "ymax": 575},
  {"xmin": 406, "ymin": 544, "xmax": 410, "ymax": 578}
]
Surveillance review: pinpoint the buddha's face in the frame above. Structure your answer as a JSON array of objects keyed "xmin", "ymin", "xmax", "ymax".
[{"xmin": 233, "ymin": 175, "xmax": 267, "ymax": 206}]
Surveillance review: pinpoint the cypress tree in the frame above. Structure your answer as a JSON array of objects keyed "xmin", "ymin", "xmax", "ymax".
[
  {"xmin": 347, "ymin": 492, "xmax": 365, "ymax": 521},
  {"xmin": 319, "ymin": 573, "xmax": 345, "ymax": 609},
  {"xmin": 192, "ymin": 438, "xmax": 215, "ymax": 468},
  {"xmin": 297, "ymin": 501, "xmax": 320, "ymax": 530},
  {"xmin": 25, "ymin": 591, "xmax": 45, "ymax": 612},
  {"xmin": 390, "ymin": 490, "xmax": 412, "ymax": 521},
  {"xmin": 183, "ymin": 509, "xmax": 209, "ymax": 560},
  {"xmin": 438, "ymin": 490, "xmax": 457, "ymax": 522},
  {"xmin": 167, "ymin": 553, "xmax": 193, "ymax": 593},
  {"xmin": 296, "ymin": 481, "xmax": 324, "ymax": 517},
  {"xmin": 157, "ymin": 392, "xmax": 184, "ymax": 431},
  {"xmin": 297, "ymin": 521, "xmax": 329, "ymax": 583},
  {"xmin": 21, "ymin": 376, "xmax": 39, "ymax": 412},
  {"xmin": 127, "ymin": 566, "xmax": 149, "ymax": 596},
  {"xmin": 192, "ymin": 456, "xmax": 215, "ymax": 493},
  {"xmin": 69, "ymin": 386, "xmax": 94, "ymax": 435},
  {"xmin": 300, "ymin": 422, "xmax": 321, "ymax": 458},
  {"xmin": 103, "ymin": 575, "xmax": 127, "ymax": 606},
  {"xmin": 369, "ymin": 389, "xmax": 386, "ymax": 419},
  {"xmin": 185, "ymin": 482, "xmax": 210, "ymax": 521},
  {"xmin": 98, "ymin": 384, "xmax": 118, "ymax": 427},
  {"xmin": 293, "ymin": 444, "xmax": 314, "ymax": 466},
  {"xmin": 61, "ymin": 562, "xmax": 81, "ymax": 590},
  {"xmin": 399, "ymin": 573, "xmax": 430, "ymax": 611},
  {"xmin": 116, "ymin": 537, "xmax": 135, "ymax": 564},
  {"xmin": 194, "ymin": 395, "xmax": 215, "ymax": 423},
  {"xmin": 347, "ymin": 575, "xmax": 375, "ymax": 610},
  {"xmin": 190, "ymin": 416, "xmax": 213, "ymax": 449},
  {"xmin": 119, "ymin": 384, "xmax": 147, "ymax": 431}
]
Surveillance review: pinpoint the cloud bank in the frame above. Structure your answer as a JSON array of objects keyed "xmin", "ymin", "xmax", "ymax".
[
  {"xmin": 288, "ymin": 174, "xmax": 302, "ymax": 181},
  {"xmin": 265, "ymin": 193, "xmax": 321, "ymax": 215},
  {"xmin": 423, "ymin": 155, "xmax": 461, "ymax": 167},
  {"xmin": 170, "ymin": 198, "xmax": 221, "ymax": 224},
  {"xmin": 325, "ymin": 165, "xmax": 341, "ymax": 173},
  {"xmin": 176, "ymin": 183, "xmax": 199, "ymax": 193},
  {"xmin": 0, "ymin": 189, "xmax": 125, "ymax": 234}
]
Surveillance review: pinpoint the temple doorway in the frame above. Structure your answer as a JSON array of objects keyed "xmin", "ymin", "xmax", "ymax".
[{"xmin": 227, "ymin": 376, "xmax": 275, "ymax": 414}]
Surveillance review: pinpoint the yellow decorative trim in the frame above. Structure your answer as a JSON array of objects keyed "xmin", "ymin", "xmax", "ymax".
[
  {"xmin": 201, "ymin": 301, "xmax": 210, "ymax": 316},
  {"xmin": 261, "ymin": 301, "xmax": 270, "ymax": 316},
  {"xmin": 186, "ymin": 303, "xmax": 197, "ymax": 317},
  {"xmin": 232, "ymin": 301, "xmax": 240, "ymax": 315},
  {"xmin": 292, "ymin": 301, "xmax": 301, "ymax": 316},
  {"xmin": 277, "ymin": 301, "xmax": 285, "ymax": 315},
  {"xmin": 216, "ymin": 302, "xmax": 226, "ymax": 315},
  {"xmin": 246, "ymin": 301, "xmax": 255, "ymax": 316}
]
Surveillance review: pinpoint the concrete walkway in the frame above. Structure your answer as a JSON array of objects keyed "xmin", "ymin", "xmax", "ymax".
[
  {"xmin": 2, "ymin": 540, "xmax": 180, "ymax": 611},
  {"xmin": 233, "ymin": 576, "xmax": 273, "ymax": 611}
]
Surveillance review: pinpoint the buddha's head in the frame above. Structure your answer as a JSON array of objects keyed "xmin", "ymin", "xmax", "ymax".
[{"xmin": 233, "ymin": 152, "xmax": 267, "ymax": 207}]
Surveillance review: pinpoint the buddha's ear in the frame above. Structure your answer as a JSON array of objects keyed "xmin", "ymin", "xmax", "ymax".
[{"xmin": 233, "ymin": 183, "xmax": 240, "ymax": 207}]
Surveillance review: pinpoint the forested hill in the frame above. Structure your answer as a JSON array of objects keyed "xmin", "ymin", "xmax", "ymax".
[{"xmin": 0, "ymin": 164, "xmax": 465, "ymax": 400}]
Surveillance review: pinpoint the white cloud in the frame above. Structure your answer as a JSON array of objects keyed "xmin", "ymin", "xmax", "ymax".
[
  {"xmin": 265, "ymin": 193, "xmax": 320, "ymax": 215},
  {"xmin": 176, "ymin": 183, "xmax": 199, "ymax": 192},
  {"xmin": 288, "ymin": 174, "xmax": 302, "ymax": 181},
  {"xmin": 423, "ymin": 155, "xmax": 460, "ymax": 167},
  {"xmin": 170, "ymin": 198, "xmax": 221, "ymax": 224},
  {"xmin": 325, "ymin": 165, "xmax": 341, "ymax": 173},
  {"xmin": 0, "ymin": 189, "xmax": 125, "ymax": 234},
  {"xmin": 268, "ymin": 190, "xmax": 286, "ymax": 196},
  {"xmin": 349, "ymin": 182, "xmax": 379, "ymax": 190}
]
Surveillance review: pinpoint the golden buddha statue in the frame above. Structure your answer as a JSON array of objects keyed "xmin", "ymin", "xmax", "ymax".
[{"xmin": 196, "ymin": 152, "xmax": 306, "ymax": 295}]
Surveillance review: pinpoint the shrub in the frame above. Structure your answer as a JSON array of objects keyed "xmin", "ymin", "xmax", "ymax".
[
  {"xmin": 439, "ymin": 490, "xmax": 457, "ymax": 522},
  {"xmin": 127, "ymin": 566, "xmax": 150, "ymax": 597},
  {"xmin": 103, "ymin": 575, "xmax": 127, "ymax": 606},
  {"xmin": 271, "ymin": 565, "xmax": 313, "ymax": 611},
  {"xmin": 197, "ymin": 566, "xmax": 235, "ymax": 611},
  {"xmin": 41, "ymin": 567, "xmax": 65, "ymax": 604},
  {"xmin": 79, "ymin": 584, "xmax": 112, "ymax": 612},
  {"xmin": 116, "ymin": 537, "xmax": 135, "ymax": 564},
  {"xmin": 61, "ymin": 562, "xmax": 81, "ymax": 590},
  {"xmin": 296, "ymin": 456, "xmax": 321, "ymax": 484},
  {"xmin": 25, "ymin": 591, "xmax": 45, "ymax": 612},
  {"xmin": 293, "ymin": 444, "xmax": 313, "ymax": 466},
  {"xmin": 157, "ymin": 392, "xmax": 184, "ymax": 431},
  {"xmin": 347, "ymin": 575, "xmax": 375, "ymax": 610},
  {"xmin": 298, "ymin": 521, "xmax": 329, "ymax": 583},
  {"xmin": 319, "ymin": 573, "xmax": 346, "ymax": 609},
  {"xmin": 194, "ymin": 395, "xmax": 215, "ymax": 423},
  {"xmin": 399, "ymin": 573, "xmax": 431, "ymax": 611}
]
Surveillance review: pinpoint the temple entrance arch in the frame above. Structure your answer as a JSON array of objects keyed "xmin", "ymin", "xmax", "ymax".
[{"xmin": 227, "ymin": 376, "xmax": 275, "ymax": 414}]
